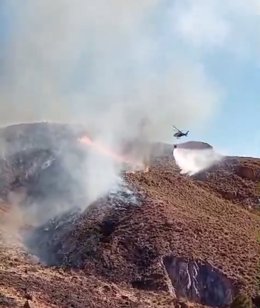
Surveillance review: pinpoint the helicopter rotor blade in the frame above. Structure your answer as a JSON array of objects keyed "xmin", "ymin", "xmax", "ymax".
[{"xmin": 172, "ymin": 125, "xmax": 181, "ymax": 132}]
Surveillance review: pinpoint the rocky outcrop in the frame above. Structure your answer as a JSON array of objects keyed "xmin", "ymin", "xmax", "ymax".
[
  {"xmin": 235, "ymin": 165, "xmax": 260, "ymax": 181},
  {"xmin": 163, "ymin": 255, "xmax": 234, "ymax": 307}
]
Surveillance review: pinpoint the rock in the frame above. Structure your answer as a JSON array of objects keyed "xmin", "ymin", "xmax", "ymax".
[
  {"xmin": 236, "ymin": 165, "xmax": 260, "ymax": 181},
  {"xmin": 25, "ymin": 293, "xmax": 33, "ymax": 301},
  {"xmin": 222, "ymin": 190, "xmax": 237, "ymax": 200},
  {"xmin": 163, "ymin": 255, "xmax": 234, "ymax": 307},
  {"xmin": 179, "ymin": 301, "xmax": 190, "ymax": 308},
  {"xmin": 252, "ymin": 294, "xmax": 260, "ymax": 307},
  {"xmin": 23, "ymin": 300, "xmax": 33, "ymax": 308},
  {"xmin": 0, "ymin": 295, "xmax": 17, "ymax": 306}
]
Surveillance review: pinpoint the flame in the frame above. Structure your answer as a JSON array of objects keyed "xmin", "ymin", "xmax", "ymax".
[
  {"xmin": 79, "ymin": 136, "xmax": 145, "ymax": 170},
  {"xmin": 0, "ymin": 205, "xmax": 8, "ymax": 213}
]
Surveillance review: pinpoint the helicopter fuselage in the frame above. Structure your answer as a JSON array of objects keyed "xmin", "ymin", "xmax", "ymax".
[{"xmin": 174, "ymin": 131, "xmax": 189, "ymax": 138}]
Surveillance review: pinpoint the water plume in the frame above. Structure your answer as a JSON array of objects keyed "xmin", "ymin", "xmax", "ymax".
[{"xmin": 173, "ymin": 141, "xmax": 223, "ymax": 175}]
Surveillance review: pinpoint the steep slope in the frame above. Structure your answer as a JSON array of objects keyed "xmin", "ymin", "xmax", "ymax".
[
  {"xmin": 0, "ymin": 123, "xmax": 259, "ymax": 307},
  {"xmin": 23, "ymin": 150, "xmax": 260, "ymax": 306},
  {"xmin": 194, "ymin": 156, "xmax": 260, "ymax": 210}
]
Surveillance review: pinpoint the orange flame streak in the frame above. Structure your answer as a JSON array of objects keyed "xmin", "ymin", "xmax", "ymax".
[
  {"xmin": 79, "ymin": 136, "xmax": 143, "ymax": 168},
  {"xmin": 0, "ymin": 206, "xmax": 8, "ymax": 213}
]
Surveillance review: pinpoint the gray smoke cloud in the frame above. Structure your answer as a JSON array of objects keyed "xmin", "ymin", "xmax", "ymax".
[
  {"xmin": 0, "ymin": 1, "xmax": 222, "ymax": 217},
  {"xmin": 1, "ymin": 1, "xmax": 219, "ymax": 136}
]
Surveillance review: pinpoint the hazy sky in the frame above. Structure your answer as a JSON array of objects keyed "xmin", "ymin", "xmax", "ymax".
[
  {"xmin": 202, "ymin": 54, "xmax": 260, "ymax": 157},
  {"xmin": 0, "ymin": 0, "xmax": 259, "ymax": 157},
  {"xmin": 166, "ymin": 0, "xmax": 260, "ymax": 157}
]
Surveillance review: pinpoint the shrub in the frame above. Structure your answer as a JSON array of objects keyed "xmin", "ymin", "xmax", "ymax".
[{"xmin": 230, "ymin": 293, "xmax": 253, "ymax": 308}]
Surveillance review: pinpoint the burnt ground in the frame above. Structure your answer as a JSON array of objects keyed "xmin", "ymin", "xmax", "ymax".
[{"xmin": 0, "ymin": 123, "xmax": 260, "ymax": 307}]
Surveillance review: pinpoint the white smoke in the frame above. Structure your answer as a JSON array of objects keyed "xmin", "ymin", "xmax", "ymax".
[
  {"xmin": 0, "ymin": 0, "xmax": 223, "ymax": 206},
  {"xmin": 0, "ymin": 0, "xmax": 219, "ymax": 135},
  {"xmin": 173, "ymin": 148, "xmax": 223, "ymax": 176}
]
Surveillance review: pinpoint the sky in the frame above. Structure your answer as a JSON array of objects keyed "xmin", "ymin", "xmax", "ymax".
[
  {"xmin": 203, "ymin": 55, "xmax": 260, "ymax": 157},
  {"xmin": 0, "ymin": 0, "xmax": 259, "ymax": 157},
  {"xmin": 166, "ymin": 0, "xmax": 260, "ymax": 157}
]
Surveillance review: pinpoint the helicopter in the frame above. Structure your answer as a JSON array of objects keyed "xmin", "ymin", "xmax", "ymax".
[{"xmin": 172, "ymin": 125, "xmax": 189, "ymax": 139}]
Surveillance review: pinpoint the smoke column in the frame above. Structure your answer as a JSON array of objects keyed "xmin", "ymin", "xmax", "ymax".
[
  {"xmin": 0, "ymin": 1, "xmax": 219, "ymax": 132},
  {"xmin": 0, "ymin": 1, "xmax": 221, "ymax": 206}
]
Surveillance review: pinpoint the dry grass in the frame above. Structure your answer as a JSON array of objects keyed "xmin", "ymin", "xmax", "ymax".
[{"xmin": 0, "ymin": 155, "xmax": 260, "ymax": 307}]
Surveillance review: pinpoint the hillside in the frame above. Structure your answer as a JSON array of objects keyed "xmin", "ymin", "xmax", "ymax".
[{"xmin": 0, "ymin": 123, "xmax": 260, "ymax": 308}]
